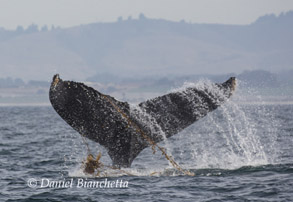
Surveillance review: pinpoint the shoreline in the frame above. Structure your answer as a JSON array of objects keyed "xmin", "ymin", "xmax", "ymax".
[{"xmin": 1, "ymin": 101, "xmax": 293, "ymax": 107}]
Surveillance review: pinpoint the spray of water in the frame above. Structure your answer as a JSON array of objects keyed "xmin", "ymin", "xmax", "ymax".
[
  {"xmin": 167, "ymin": 79, "xmax": 279, "ymax": 170},
  {"xmin": 66, "ymin": 79, "xmax": 279, "ymax": 176}
]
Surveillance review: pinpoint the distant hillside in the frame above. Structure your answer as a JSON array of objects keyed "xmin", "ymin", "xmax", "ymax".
[{"xmin": 0, "ymin": 11, "xmax": 292, "ymax": 81}]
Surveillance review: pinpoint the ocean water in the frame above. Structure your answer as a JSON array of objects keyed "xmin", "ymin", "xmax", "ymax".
[{"xmin": 0, "ymin": 101, "xmax": 293, "ymax": 201}]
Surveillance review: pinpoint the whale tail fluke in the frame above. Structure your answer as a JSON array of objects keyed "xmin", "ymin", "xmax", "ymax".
[{"xmin": 49, "ymin": 75, "xmax": 236, "ymax": 167}]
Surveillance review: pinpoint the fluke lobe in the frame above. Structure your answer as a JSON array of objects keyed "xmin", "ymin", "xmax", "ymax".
[{"xmin": 49, "ymin": 75, "xmax": 236, "ymax": 168}]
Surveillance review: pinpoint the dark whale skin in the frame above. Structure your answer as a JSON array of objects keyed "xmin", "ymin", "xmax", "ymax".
[{"xmin": 49, "ymin": 75, "xmax": 236, "ymax": 167}]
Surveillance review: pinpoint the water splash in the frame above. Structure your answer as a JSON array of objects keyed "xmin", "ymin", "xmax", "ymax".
[
  {"xmin": 66, "ymin": 79, "xmax": 279, "ymax": 176},
  {"xmin": 167, "ymin": 79, "xmax": 279, "ymax": 170}
]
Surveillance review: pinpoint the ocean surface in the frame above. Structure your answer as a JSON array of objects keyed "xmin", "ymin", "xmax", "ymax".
[{"xmin": 0, "ymin": 102, "xmax": 292, "ymax": 201}]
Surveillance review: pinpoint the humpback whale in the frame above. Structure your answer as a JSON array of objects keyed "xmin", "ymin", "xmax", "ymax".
[{"xmin": 49, "ymin": 75, "xmax": 236, "ymax": 168}]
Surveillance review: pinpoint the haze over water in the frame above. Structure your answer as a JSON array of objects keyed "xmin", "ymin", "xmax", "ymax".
[{"xmin": 1, "ymin": 1, "xmax": 293, "ymax": 201}]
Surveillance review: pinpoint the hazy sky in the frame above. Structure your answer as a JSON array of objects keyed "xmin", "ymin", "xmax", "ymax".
[{"xmin": 0, "ymin": 0, "xmax": 293, "ymax": 29}]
